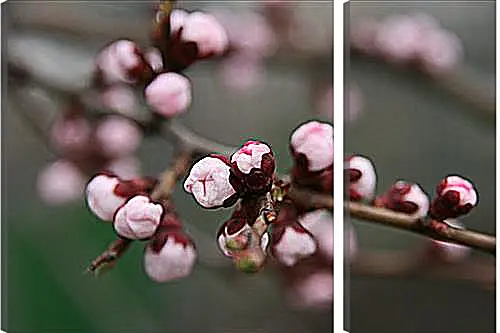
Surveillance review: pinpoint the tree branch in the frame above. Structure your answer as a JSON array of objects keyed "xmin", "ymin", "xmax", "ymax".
[{"xmin": 347, "ymin": 201, "xmax": 496, "ymax": 255}]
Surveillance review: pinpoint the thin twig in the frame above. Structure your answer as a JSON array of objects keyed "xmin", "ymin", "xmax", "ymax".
[
  {"xmin": 347, "ymin": 201, "xmax": 496, "ymax": 255},
  {"xmin": 86, "ymin": 150, "xmax": 195, "ymax": 275}
]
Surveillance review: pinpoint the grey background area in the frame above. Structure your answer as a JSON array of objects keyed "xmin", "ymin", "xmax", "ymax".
[
  {"xmin": 347, "ymin": 2, "xmax": 495, "ymax": 333},
  {"xmin": 3, "ymin": 2, "xmax": 333, "ymax": 333}
]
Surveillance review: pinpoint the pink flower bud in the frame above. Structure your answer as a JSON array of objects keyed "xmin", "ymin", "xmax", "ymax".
[
  {"xmin": 144, "ymin": 231, "xmax": 196, "ymax": 282},
  {"xmin": 113, "ymin": 195, "xmax": 163, "ymax": 239},
  {"xmin": 230, "ymin": 141, "xmax": 275, "ymax": 194},
  {"xmin": 95, "ymin": 40, "xmax": 145, "ymax": 84},
  {"xmin": 217, "ymin": 218, "xmax": 252, "ymax": 257},
  {"xmin": 418, "ymin": 29, "xmax": 463, "ymax": 74},
  {"xmin": 37, "ymin": 160, "xmax": 85, "ymax": 205},
  {"xmin": 271, "ymin": 223, "xmax": 317, "ymax": 266},
  {"xmin": 290, "ymin": 121, "xmax": 333, "ymax": 172},
  {"xmin": 145, "ymin": 72, "xmax": 192, "ymax": 118},
  {"xmin": 374, "ymin": 14, "xmax": 424, "ymax": 63},
  {"xmin": 231, "ymin": 141, "xmax": 272, "ymax": 174},
  {"xmin": 430, "ymin": 175, "xmax": 478, "ymax": 220},
  {"xmin": 299, "ymin": 210, "xmax": 333, "ymax": 261},
  {"xmin": 95, "ymin": 116, "xmax": 142, "ymax": 158},
  {"xmin": 179, "ymin": 11, "xmax": 229, "ymax": 57},
  {"xmin": 86, "ymin": 174, "xmax": 126, "ymax": 221},
  {"xmin": 288, "ymin": 271, "xmax": 333, "ymax": 309},
  {"xmin": 348, "ymin": 155, "xmax": 376, "ymax": 201},
  {"xmin": 101, "ymin": 85, "xmax": 139, "ymax": 117},
  {"xmin": 220, "ymin": 55, "xmax": 264, "ymax": 91},
  {"xmin": 50, "ymin": 116, "xmax": 91, "ymax": 154},
  {"xmin": 184, "ymin": 156, "xmax": 237, "ymax": 208},
  {"xmin": 374, "ymin": 180, "xmax": 429, "ymax": 219},
  {"xmin": 170, "ymin": 9, "xmax": 189, "ymax": 35}
]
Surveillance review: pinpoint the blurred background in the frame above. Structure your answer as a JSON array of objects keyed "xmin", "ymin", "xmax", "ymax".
[
  {"xmin": 4, "ymin": 2, "xmax": 333, "ymax": 333},
  {"xmin": 346, "ymin": 2, "xmax": 495, "ymax": 333}
]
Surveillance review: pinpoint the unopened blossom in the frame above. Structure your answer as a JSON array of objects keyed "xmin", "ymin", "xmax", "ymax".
[
  {"xmin": 37, "ymin": 160, "xmax": 86, "ymax": 205},
  {"xmin": 230, "ymin": 141, "xmax": 275, "ymax": 194},
  {"xmin": 184, "ymin": 156, "xmax": 237, "ymax": 208},
  {"xmin": 299, "ymin": 210, "xmax": 333, "ymax": 260},
  {"xmin": 290, "ymin": 121, "xmax": 333, "ymax": 172},
  {"xmin": 350, "ymin": 17, "xmax": 380, "ymax": 54},
  {"xmin": 375, "ymin": 180, "xmax": 429, "ymax": 219},
  {"xmin": 217, "ymin": 218, "xmax": 253, "ymax": 257},
  {"xmin": 50, "ymin": 116, "xmax": 91, "ymax": 154},
  {"xmin": 101, "ymin": 85, "xmax": 139, "ymax": 117},
  {"xmin": 171, "ymin": 10, "xmax": 229, "ymax": 57},
  {"xmin": 418, "ymin": 29, "xmax": 463, "ymax": 74},
  {"xmin": 95, "ymin": 116, "xmax": 142, "ymax": 158},
  {"xmin": 145, "ymin": 72, "xmax": 192, "ymax": 118},
  {"xmin": 220, "ymin": 55, "xmax": 264, "ymax": 91},
  {"xmin": 95, "ymin": 39, "xmax": 146, "ymax": 84},
  {"xmin": 114, "ymin": 195, "xmax": 163, "ymax": 239},
  {"xmin": 144, "ymin": 231, "xmax": 196, "ymax": 282},
  {"xmin": 86, "ymin": 174, "xmax": 126, "ymax": 221},
  {"xmin": 288, "ymin": 271, "xmax": 333, "ymax": 309},
  {"xmin": 271, "ymin": 223, "xmax": 317, "ymax": 266},
  {"xmin": 430, "ymin": 175, "xmax": 478, "ymax": 220},
  {"xmin": 374, "ymin": 14, "xmax": 425, "ymax": 63},
  {"xmin": 348, "ymin": 155, "xmax": 376, "ymax": 201}
]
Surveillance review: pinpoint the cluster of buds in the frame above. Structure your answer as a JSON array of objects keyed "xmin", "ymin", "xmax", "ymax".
[
  {"xmin": 184, "ymin": 120, "xmax": 333, "ymax": 274},
  {"xmin": 347, "ymin": 155, "xmax": 479, "ymax": 263},
  {"xmin": 350, "ymin": 12, "xmax": 463, "ymax": 74},
  {"xmin": 37, "ymin": 100, "xmax": 142, "ymax": 205},
  {"xmin": 85, "ymin": 173, "xmax": 196, "ymax": 282},
  {"xmin": 95, "ymin": 5, "xmax": 230, "ymax": 120},
  {"xmin": 347, "ymin": 155, "xmax": 478, "ymax": 222}
]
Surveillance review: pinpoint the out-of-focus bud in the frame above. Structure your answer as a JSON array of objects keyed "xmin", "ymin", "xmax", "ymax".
[
  {"xmin": 95, "ymin": 39, "xmax": 148, "ymax": 84},
  {"xmin": 113, "ymin": 195, "xmax": 163, "ymax": 239},
  {"xmin": 173, "ymin": 10, "xmax": 229, "ymax": 57},
  {"xmin": 50, "ymin": 116, "xmax": 91, "ymax": 154},
  {"xmin": 290, "ymin": 121, "xmax": 333, "ymax": 172},
  {"xmin": 430, "ymin": 175, "xmax": 478, "ymax": 220},
  {"xmin": 184, "ymin": 155, "xmax": 238, "ymax": 208},
  {"xmin": 298, "ymin": 210, "xmax": 333, "ymax": 261},
  {"xmin": 37, "ymin": 160, "xmax": 86, "ymax": 205},
  {"xmin": 95, "ymin": 116, "xmax": 142, "ymax": 158},
  {"xmin": 101, "ymin": 85, "xmax": 139, "ymax": 117},
  {"xmin": 270, "ymin": 221, "xmax": 317, "ymax": 267},
  {"xmin": 230, "ymin": 140, "xmax": 275, "ymax": 194},
  {"xmin": 86, "ymin": 173, "xmax": 126, "ymax": 221},
  {"xmin": 144, "ymin": 72, "xmax": 192, "ymax": 118},
  {"xmin": 287, "ymin": 270, "xmax": 333, "ymax": 310},
  {"xmin": 144, "ymin": 228, "xmax": 196, "ymax": 282},
  {"xmin": 350, "ymin": 17, "xmax": 380, "ymax": 54},
  {"xmin": 347, "ymin": 155, "xmax": 376, "ymax": 201},
  {"xmin": 417, "ymin": 29, "xmax": 463, "ymax": 74},
  {"xmin": 374, "ymin": 14, "xmax": 424, "ymax": 63},
  {"xmin": 220, "ymin": 55, "xmax": 264, "ymax": 91},
  {"xmin": 374, "ymin": 180, "xmax": 429, "ymax": 219}
]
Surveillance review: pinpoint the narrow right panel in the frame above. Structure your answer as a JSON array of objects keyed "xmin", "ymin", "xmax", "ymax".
[{"xmin": 345, "ymin": 2, "xmax": 496, "ymax": 333}]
